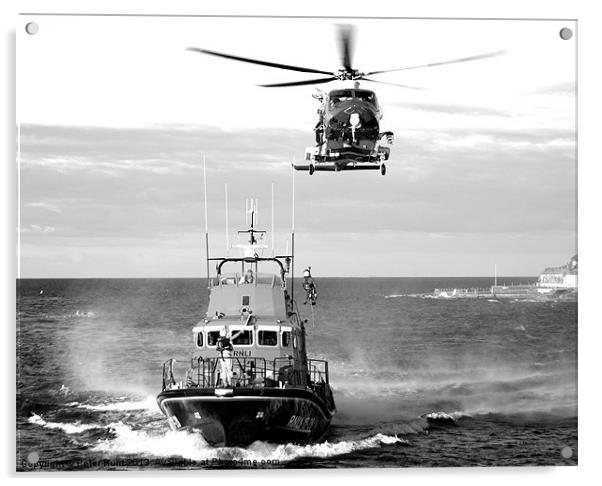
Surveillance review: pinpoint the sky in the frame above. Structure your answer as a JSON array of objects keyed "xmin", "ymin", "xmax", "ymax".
[{"xmin": 17, "ymin": 15, "xmax": 576, "ymax": 277}]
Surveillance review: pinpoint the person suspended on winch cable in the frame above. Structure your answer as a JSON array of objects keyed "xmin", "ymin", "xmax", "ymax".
[{"xmin": 302, "ymin": 267, "xmax": 317, "ymax": 305}]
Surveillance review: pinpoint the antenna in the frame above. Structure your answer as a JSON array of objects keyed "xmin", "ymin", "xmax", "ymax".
[
  {"xmin": 271, "ymin": 183, "xmax": 275, "ymax": 256},
  {"xmin": 291, "ymin": 166, "xmax": 296, "ymax": 301},
  {"xmin": 246, "ymin": 198, "xmax": 257, "ymax": 229},
  {"xmin": 494, "ymin": 263, "xmax": 498, "ymax": 286},
  {"xmin": 291, "ymin": 163, "xmax": 295, "ymax": 233},
  {"xmin": 203, "ymin": 154, "xmax": 210, "ymax": 289},
  {"xmin": 224, "ymin": 184, "xmax": 229, "ymax": 256}
]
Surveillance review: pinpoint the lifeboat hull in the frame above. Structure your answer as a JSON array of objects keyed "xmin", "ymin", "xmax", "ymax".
[{"xmin": 156, "ymin": 387, "xmax": 334, "ymax": 447}]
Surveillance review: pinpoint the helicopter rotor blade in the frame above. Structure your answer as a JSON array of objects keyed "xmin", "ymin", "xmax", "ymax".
[
  {"xmin": 337, "ymin": 24, "xmax": 355, "ymax": 72},
  {"xmin": 366, "ymin": 50, "xmax": 507, "ymax": 75},
  {"xmin": 259, "ymin": 77, "xmax": 337, "ymax": 88},
  {"xmin": 360, "ymin": 78, "xmax": 424, "ymax": 90},
  {"xmin": 186, "ymin": 47, "xmax": 334, "ymax": 75}
]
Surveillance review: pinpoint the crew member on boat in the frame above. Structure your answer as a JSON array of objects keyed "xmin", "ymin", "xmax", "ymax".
[
  {"xmin": 216, "ymin": 328, "xmax": 234, "ymax": 387},
  {"xmin": 239, "ymin": 268, "xmax": 254, "ymax": 284}
]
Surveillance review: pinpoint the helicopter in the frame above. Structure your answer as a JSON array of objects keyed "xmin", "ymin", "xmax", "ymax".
[{"xmin": 187, "ymin": 25, "xmax": 505, "ymax": 176}]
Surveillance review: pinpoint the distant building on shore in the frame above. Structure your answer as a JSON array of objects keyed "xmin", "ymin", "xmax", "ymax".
[
  {"xmin": 537, "ymin": 255, "xmax": 578, "ymax": 289},
  {"xmin": 433, "ymin": 255, "xmax": 578, "ymax": 300}
]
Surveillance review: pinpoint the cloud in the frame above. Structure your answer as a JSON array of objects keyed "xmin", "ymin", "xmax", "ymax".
[
  {"xmin": 528, "ymin": 82, "xmax": 576, "ymax": 96},
  {"xmin": 19, "ymin": 124, "xmax": 309, "ymax": 175},
  {"xmin": 19, "ymin": 224, "xmax": 56, "ymax": 234},
  {"xmin": 392, "ymin": 101, "xmax": 510, "ymax": 117},
  {"xmin": 24, "ymin": 202, "xmax": 63, "ymax": 213},
  {"xmin": 18, "ymin": 123, "xmax": 576, "ymax": 276}
]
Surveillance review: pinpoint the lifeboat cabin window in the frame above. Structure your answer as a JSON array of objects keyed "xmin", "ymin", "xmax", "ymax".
[
  {"xmin": 207, "ymin": 331, "xmax": 220, "ymax": 346},
  {"xmin": 281, "ymin": 331, "xmax": 291, "ymax": 347},
  {"xmin": 232, "ymin": 329, "xmax": 253, "ymax": 346},
  {"xmin": 242, "ymin": 295, "xmax": 250, "ymax": 306},
  {"xmin": 196, "ymin": 332, "xmax": 204, "ymax": 347},
  {"xmin": 258, "ymin": 330, "xmax": 278, "ymax": 346}
]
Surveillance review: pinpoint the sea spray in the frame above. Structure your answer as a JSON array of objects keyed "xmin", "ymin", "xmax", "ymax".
[{"xmin": 91, "ymin": 422, "xmax": 406, "ymax": 464}]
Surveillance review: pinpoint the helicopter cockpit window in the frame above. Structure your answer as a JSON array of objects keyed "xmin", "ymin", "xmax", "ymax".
[
  {"xmin": 329, "ymin": 90, "xmax": 354, "ymax": 107},
  {"xmin": 355, "ymin": 90, "xmax": 377, "ymax": 105}
]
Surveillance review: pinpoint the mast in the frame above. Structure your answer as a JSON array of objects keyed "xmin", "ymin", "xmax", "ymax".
[
  {"xmin": 203, "ymin": 154, "xmax": 210, "ymax": 291},
  {"xmin": 225, "ymin": 184, "xmax": 230, "ymax": 256},
  {"xmin": 271, "ymin": 183, "xmax": 275, "ymax": 256},
  {"xmin": 291, "ymin": 167, "xmax": 296, "ymax": 302}
]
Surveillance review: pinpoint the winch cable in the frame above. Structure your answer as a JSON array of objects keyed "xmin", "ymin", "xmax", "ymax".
[{"xmin": 309, "ymin": 294, "xmax": 316, "ymax": 328}]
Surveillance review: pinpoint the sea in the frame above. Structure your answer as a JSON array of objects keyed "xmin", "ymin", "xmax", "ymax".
[{"xmin": 16, "ymin": 277, "xmax": 577, "ymax": 470}]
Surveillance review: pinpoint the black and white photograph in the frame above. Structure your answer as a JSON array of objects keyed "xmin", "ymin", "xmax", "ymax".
[{"xmin": 14, "ymin": 10, "xmax": 578, "ymax": 472}]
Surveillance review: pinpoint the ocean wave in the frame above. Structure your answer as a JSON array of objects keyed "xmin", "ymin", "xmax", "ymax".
[
  {"xmin": 248, "ymin": 433, "xmax": 405, "ymax": 462},
  {"xmin": 371, "ymin": 419, "xmax": 430, "ymax": 436},
  {"xmin": 423, "ymin": 411, "xmax": 471, "ymax": 424},
  {"xmin": 28, "ymin": 413, "xmax": 104, "ymax": 434},
  {"xmin": 384, "ymin": 293, "xmax": 432, "ymax": 299},
  {"xmin": 91, "ymin": 422, "xmax": 405, "ymax": 463},
  {"xmin": 30, "ymin": 311, "xmax": 96, "ymax": 321}
]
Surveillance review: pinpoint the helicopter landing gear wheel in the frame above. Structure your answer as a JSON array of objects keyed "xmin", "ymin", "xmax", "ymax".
[
  {"xmin": 309, "ymin": 164, "xmax": 315, "ymax": 175},
  {"xmin": 380, "ymin": 163, "xmax": 386, "ymax": 176}
]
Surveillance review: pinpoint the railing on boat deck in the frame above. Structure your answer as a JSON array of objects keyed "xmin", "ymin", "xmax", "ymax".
[
  {"xmin": 307, "ymin": 359, "xmax": 329, "ymax": 385},
  {"xmin": 161, "ymin": 357, "xmax": 330, "ymax": 391}
]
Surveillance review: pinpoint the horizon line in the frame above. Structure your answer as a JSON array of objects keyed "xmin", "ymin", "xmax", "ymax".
[{"xmin": 15, "ymin": 275, "xmax": 538, "ymax": 280}]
